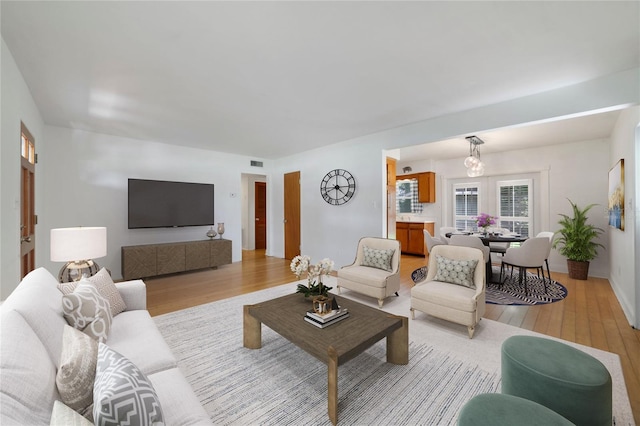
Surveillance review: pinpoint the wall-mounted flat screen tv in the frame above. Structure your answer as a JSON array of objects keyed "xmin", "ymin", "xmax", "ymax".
[{"xmin": 128, "ymin": 179, "xmax": 214, "ymax": 229}]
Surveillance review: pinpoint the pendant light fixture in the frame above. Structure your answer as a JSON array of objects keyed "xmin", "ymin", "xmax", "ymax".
[{"xmin": 464, "ymin": 136, "xmax": 485, "ymax": 177}]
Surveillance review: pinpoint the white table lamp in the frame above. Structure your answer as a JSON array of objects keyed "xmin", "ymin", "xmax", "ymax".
[{"xmin": 51, "ymin": 226, "xmax": 107, "ymax": 283}]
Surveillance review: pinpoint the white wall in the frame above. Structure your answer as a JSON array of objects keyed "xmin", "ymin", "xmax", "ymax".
[
  {"xmin": 1, "ymin": 39, "xmax": 45, "ymax": 299},
  {"xmin": 608, "ymin": 106, "xmax": 639, "ymax": 328},
  {"xmin": 398, "ymin": 138, "xmax": 611, "ymax": 278},
  {"xmin": 268, "ymin": 141, "xmax": 388, "ymax": 269},
  {"xmin": 35, "ymin": 126, "xmax": 268, "ymax": 282}
]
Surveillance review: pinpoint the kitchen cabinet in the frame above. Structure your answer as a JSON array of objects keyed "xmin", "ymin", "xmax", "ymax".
[
  {"xmin": 396, "ymin": 172, "xmax": 436, "ymax": 203},
  {"xmin": 396, "ymin": 221, "xmax": 435, "ymax": 256}
]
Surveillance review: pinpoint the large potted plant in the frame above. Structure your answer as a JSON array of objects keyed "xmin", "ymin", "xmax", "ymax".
[{"xmin": 552, "ymin": 199, "xmax": 605, "ymax": 280}]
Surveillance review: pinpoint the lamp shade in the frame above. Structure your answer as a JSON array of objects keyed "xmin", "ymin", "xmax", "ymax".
[{"xmin": 51, "ymin": 227, "xmax": 107, "ymax": 262}]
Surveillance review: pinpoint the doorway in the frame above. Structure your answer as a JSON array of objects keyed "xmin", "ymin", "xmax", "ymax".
[
  {"xmin": 255, "ymin": 181, "xmax": 266, "ymax": 249},
  {"xmin": 20, "ymin": 122, "xmax": 36, "ymax": 278},
  {"xmin": 284, "ymin": 171, "xmax": 301, "ymax": 260}
]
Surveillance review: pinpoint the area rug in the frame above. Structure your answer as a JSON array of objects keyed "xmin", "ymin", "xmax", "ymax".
[
  {"xmin": 486, "ymin": 267, "xmax": 568, "ymax": 306},
  {"xmin": 154, "ymin": 277, "xmax": 633, "ymax": 426}
]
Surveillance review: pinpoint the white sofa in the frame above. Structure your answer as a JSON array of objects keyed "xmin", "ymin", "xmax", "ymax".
[{"xmin": 0, "ymin": 267, "xmax": 211, "ymax": 425}]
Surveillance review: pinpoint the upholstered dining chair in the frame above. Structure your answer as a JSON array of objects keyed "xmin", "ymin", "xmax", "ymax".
[
  {"xmin": 410, "ymin": 245, "xmax": 486, "ymax": 338},
  {"xmin": 488, "ymin": 227, "xmax": 513, "ymax": 257},
  {"xmin": 337, "ymin": 237, "xmax": 401, "ymax": 308},
  {"xmin": 500, "ymin": 237, "xmax": 550, "ymax": 295},
  {"xmin": 424, "ymin": 230, "xmax": 445, "ymax": 255},
  {"xmin": 536, "ymin": 231, "xmax": 555, "ymax": 283},
  {"xmin": 448, "ymin": 235, "xmax": 490, "ymax": 263},
  {"xmin": 439, "ymin": 227, "xmax": 457, "ymax": 243},
  {"xmin": 449, "ymin": 235, "xmax": 493, "ymax": 284}
]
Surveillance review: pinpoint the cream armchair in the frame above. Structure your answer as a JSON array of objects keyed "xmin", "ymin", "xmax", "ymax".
[
  {"xmin": 337, "ymin": 237, "xmax": 401, "ymax": 308},
  {"xmin": 410, "ymin": 245, "xmax": 486, "ymax": 338}
]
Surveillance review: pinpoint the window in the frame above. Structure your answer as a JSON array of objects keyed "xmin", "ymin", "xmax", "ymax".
[
  {"xmin": 396, "ymin": 179, "xmax": 423, "ymax": 213},
  {"xmin": 497, "ymin": 179, "xmax": 531, "ymax": 237},
  {"xmin": 454, "ymin": 183, "xmax": 479, "ymax": 231}
]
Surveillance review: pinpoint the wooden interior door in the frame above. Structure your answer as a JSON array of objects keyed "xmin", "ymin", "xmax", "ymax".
[
  {"xmin": 386, "ymin": 157, "xmax": 397, "ymax": 239},
  {"xmin": 284, "ymin": 171, "xmax": 301, "ymax": 260},
  {"xmin": 255, "ymin": 182, "xmax": 267, "ymax": 250},
  {"xmin": 20, "ymin": 122, "xmax": 36, "ymax": 278}
]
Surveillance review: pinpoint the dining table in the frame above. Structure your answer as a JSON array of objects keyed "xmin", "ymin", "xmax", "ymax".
[{"xmin": 445, "ymin": 232, "xmax": 529, "ymax": 284}]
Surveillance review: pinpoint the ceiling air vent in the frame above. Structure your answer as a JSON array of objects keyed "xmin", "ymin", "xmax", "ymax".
[{"xmin": 250, "ymin": 160, "xmax": 264, "ymax": 167}]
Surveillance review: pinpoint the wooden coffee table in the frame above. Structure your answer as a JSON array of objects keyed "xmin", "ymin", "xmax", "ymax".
[{"xmin": 243, "ymin": 293, "xmax": 408, "ymax": 425}]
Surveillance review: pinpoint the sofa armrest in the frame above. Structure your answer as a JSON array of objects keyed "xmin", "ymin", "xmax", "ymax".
[{"xmin": 115, "ymin": 280, "xmax": 147, "ymax": 311}]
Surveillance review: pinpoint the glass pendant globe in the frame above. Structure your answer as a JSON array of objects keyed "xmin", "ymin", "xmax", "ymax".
[{"xmin": 464, "ymin": 156, "xmax": 476, "ymax": 168}]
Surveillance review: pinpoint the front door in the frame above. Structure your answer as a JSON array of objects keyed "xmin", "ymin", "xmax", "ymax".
[
  {"xmin": 284, "ymin": 171, "xmax": 301, "ymax": 260},
  {"xmin": 20, "ymin": 123, "xmax": 36, "ymax": 278},
  {"xmin": 255, "ymin": 182, "xmax": 267, "ymax": 250}
]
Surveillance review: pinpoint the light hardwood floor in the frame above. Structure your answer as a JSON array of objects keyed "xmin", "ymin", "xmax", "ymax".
[{"xmin": 145, "ymin": 250, "xmax": 639, "ymax": 423}]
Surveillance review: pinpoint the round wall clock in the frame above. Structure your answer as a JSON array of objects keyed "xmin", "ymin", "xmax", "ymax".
[{"xmin": 320, "ymin": 169, "xmax": 356, "ymax": 205}]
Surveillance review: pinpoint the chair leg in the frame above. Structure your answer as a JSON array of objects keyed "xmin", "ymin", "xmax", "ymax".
[
  {"xmin": 337, "ymin": 286, "xmax": 341, "ymax": 294},
  {"xmin": 378, "ymin": 299, "xmax": 384, "ymax": 309},
  {"xmin": 467, "ymin": 325, "xmax": 475, "ymax": 339},
  {"xmin": 410, "ymin": 308, "xmax": 415, "ymax": 320},
  {"xmin": 395, "ymin": 292, "xmax": 399, "ymax": 297}
]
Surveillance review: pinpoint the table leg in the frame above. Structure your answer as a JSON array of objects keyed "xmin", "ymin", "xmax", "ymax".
[
  {"xmin": 243, "ymin": 305, "xmax": 262, "ymax": 349},
  {"xmin": 387, "ymin": 316, "xmax": 409, "ymax": 365},
  {"xmin": 328, "ymin": 346, "xmax": 338, "ymax": 425}
]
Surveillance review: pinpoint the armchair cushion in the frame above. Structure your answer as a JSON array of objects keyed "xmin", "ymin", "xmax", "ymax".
[
  {"xmin": 434, "ymin": 255, "xmax": 478, "ymax": 289},
  {"xmin": 361, "ymin": 246, "xmax": 395, "ymax": 271}
]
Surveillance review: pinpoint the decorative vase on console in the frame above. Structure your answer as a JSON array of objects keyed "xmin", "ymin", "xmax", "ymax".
[
  {"xmin": 216, "ymin": 223, "xmax": 225, "ymax": 239},
  {"xmin": 206, "ymin": 226, "xmax": 217, "ymax": 239}
]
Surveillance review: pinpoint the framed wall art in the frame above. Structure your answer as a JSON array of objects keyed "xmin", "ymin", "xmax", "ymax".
[{"xmin": 607, "ymin": 159, "xmax": 624, "ymax": 231}]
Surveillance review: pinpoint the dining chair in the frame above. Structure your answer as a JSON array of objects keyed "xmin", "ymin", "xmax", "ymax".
[
  {"xmin": 536, "ymin": 231, "xmax": 555, "ymax": 283},
  {"xmin": 500, "ymin": 237, "xmax": 550, "ymax": 295},
  {"xmin": 449, "ymin": 235, "xmax": 493, "ymax": 284},
  {"xmin": 448, "ymin": 235, "xmax": 490, "ymax": 263},
  {"xmin": 439, "ymin": 227, "xmax": 457, "ymax": 244},
  {"xmin": 424, "ymin": 230, "xmax": 445, "ymax": 254},
  {"xmin": 488, "ymin": 227, "xmax": 512, "ymax": 256}
]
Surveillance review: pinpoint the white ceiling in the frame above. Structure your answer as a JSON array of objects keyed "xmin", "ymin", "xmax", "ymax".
[{"xmin": 1, "ymin": 1, "xmax": 638, "ymax": 159}]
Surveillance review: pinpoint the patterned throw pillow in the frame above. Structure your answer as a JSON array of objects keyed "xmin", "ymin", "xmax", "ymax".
[
  {"xmin": 62, "ymin": 279, "xmax": 113, "ymax": 342},
  {"xmin": 56, "ymin": 326, "xmax": 98, "ymax": 418},
  {"xmin": 434, "ymin": 255, "xmax": 478, "ymax": 289},
  {"xmin": 59, "ymin": 268, "xmax": 126, "ymax": 317},
  {"xmin": 94, "ymin": 343, "xmax": 164, "ymax": 426},
  {"xmin": 361, "ymin": 246, "xmax": 395, "ymax": 272}
]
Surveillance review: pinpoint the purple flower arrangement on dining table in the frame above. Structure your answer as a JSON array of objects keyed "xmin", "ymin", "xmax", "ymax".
[{"xmin": 475, "ymin": 213, "xmax": 498, "ymax": 232}]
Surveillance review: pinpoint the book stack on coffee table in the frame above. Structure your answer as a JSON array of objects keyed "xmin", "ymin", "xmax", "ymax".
[{"xmin": 304, "ymin": 307, "xmax": 349, "ymax": 328}]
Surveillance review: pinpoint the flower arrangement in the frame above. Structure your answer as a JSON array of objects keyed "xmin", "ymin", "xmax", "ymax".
[
  {"xmin": 475, "ymin": 213, "xmax": 498, "ymax": 232},
  {"xmin": 290, "ymin": 255, "xmax": 334, "ymax": 297}
]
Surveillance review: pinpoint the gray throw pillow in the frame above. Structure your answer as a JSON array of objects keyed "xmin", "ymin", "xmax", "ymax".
[
  {"xmin": 361, "ymin": 246, "xmax": 395, "ymax": 272},
  {"xmin": 62, "ymin": 279, "xmax": 112, "ymax": 342},
  {"xmin": 93, "ymin": 343, "xmax": 164, "ymax": 426},
  {"xmin": 56, "ymin": 326, "xmax": 98, "ymax": 418},
  {"xmin": 434, "ymin": 255, "xmax": 478, "ymax": 288},
  {"xmin": 59, "ymin": 268, "xmax": 126, "ymax": 317}
]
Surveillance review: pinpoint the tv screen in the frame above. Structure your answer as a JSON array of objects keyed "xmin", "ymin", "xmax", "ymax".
[{"xmin": 128, "ymin": 179, "xmax": 214, "ymax": 229}]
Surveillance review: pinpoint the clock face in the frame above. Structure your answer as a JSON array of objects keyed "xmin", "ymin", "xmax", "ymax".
[{"xmin": 320, "ymin": 169, "xmax": 356, "ymax": 205}]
